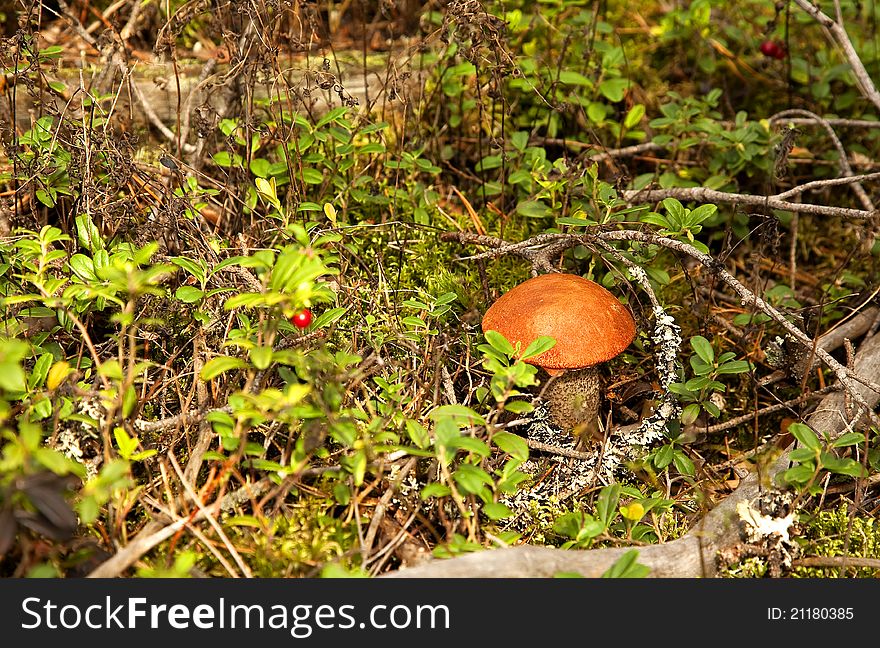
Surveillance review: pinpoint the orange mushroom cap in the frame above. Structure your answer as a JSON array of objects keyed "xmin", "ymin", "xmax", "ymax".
[{"xmin": 481, "ymin": 273, "xmax": 636, "ymax": 371}]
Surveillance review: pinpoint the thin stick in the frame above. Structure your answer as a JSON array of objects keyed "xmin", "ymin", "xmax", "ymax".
[
  {"xmin": 85, "ymin": 478, "xmax": 269, "ymax": 577},
  {"xmin": 704, "ymin": 384, "xmax": 839, "ymax": 435},
  {"xmin": 792, "ymin": 556, "xmax": 880, "ymax": 570},
  {"xmin": 169, "ymin": 454, "xmax": 253, "ymax": 577},
  {"xmin": 362, "ymin": 458, "xmax": 417, "ymax": 559},
  {"xmin": 769, "ymin": 109, "xmax": 875, "ymax": 211},
  {"xmin": 620, "ymin": 186, "xmax": 874, "ymax": 219}
]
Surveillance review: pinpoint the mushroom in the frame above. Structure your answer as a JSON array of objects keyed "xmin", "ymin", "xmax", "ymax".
[{"xmin": 481, "ymin": 273, "xmax": 636, "ymax": 442}]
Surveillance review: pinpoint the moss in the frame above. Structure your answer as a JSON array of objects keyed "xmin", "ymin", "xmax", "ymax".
[
  {"xmin": 199, "ymin": 501, "xmax": 361, "ymax": 578},
  {"xmin": 720, "ymin": 557, "xmax": 769, "ymax": 578},
  {"xmin": 793, "ymin": 504, "xmax": 880, "ymax": 578},
  {"xmin": 719, "ymin": 503, "xmax": 880, "ymax": 578}
]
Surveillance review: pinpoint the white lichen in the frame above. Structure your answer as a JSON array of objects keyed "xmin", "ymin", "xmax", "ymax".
[
  {"xmin": 48, "ymin": 394, "xmax": 105, "ymax": 480},
  {"xmin": 648, "ymin": 304, "xmax": 683, "ymax": 390},
  {"xmin": 601, "ymin": 303, "xmax": 683, "ymax": 476},
  {"xmin": 737, "ymin": 498, "xmax": 797, "ymax": 544}
]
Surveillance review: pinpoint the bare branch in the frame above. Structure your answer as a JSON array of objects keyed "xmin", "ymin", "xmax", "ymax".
[
  {"xmin": 620, "ymin": 186, "xmax": 875, "ymax": 219},
  {"xmin": 770, "ymin": 108, "xmax": 875, "ymax": 211},
  {"xmin": 773, "ymin": 171, "xmax": 880, "ymax": 200}
]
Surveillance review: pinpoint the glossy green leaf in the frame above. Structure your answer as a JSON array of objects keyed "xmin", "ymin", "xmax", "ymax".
[{"xmin": 200, "ymin": 356, "xmax": 248, "ymax": 380}]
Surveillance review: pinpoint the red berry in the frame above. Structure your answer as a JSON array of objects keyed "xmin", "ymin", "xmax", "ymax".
[
  {"xmin": 292, "ymin": 309, "xmax": 312, "ymax": 328},
  {"xmin": 760, "ymin": 40, "xmax": 786, "ymax": 59}
]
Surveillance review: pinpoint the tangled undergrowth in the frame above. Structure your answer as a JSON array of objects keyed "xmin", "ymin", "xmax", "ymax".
[{"xmin": 1, "ymin": 0, "xmax": 880, "ymax": 578}]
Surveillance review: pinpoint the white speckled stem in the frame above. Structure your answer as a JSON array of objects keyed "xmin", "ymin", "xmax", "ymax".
[{"xmin": 544, "ymin": 366, "xmax": 601, "ymax": 441}]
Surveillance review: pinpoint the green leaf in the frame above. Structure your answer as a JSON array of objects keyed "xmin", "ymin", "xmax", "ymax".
[
  {"xmin": 34, "ymin": 448, "xmax": 83, "ymax": 477},
  {"xmin": 508, "ymin": 169, "xmax": 533, "ymax": 185},
  {"xmin": 596, "ymin": 483, "xmax": 621, "ymax": 529},
  {"xmin": 516, "ymin": 200, "xmax": 551, "ymax": 219},
  {"xmin": 640, "ymin": 213, "xmax": 673, "ymax": 230},
  {"xmin": 553, "ymin": 512, "xmax": 601, "ymax": 540},
  {"xmin": 686, "ymin": 204, "xmax": 717, "ymax": 226},
  {"xmin": 429, "ymin": 404, "xmax": 486, "ymax": 426},
  {"xmin": 602, "ymin": 549, "xmax": 651, "ymax": 578},
  {"xmin": 315, "ymin": 106, "xmax": 349, "ymax": 129},
  {"xmin": 522, "ymin": 335, "xmax": 556, "ymax": 360},
  {"xmin": 250, "ymin": 157, "xmax": 271, "ymax": 178},
  {"xmin": 39, "ymin": 45, "xmax": 64, "ymax": 59},
  {"xmin": 405, "ymin": 419, "xmax": 431, "ymax": 449},
  {"xmin": 420, "ymin": 483, "xmax": 451, "ymax": 499},
  {"xmin": 311, "ymin": 307, "xmax": 346, "ymax": 329},
  {"xmin": 36, "ymin": 189, "xmax": 55, "ymax": 208},
  {"xmin": 832, "ymin": 432, "xmax": 865, "ymax": 448},
  {"xmin": 249, "ymin": 346, "xmax": 273, "ymax": 371},
  {"xmin": 212, "ymin": 151, "xmax": 233, "ymax": 167},
  {"xmin": 510, "ymin": 131, "xmax": 529, "ymax": 151},
  {"xmin": 452, "ymin": 463, "xmax": 493, "ymax": 494},
  {"xmin": 690, "ymin": 335, "xmax": 714, "ymax": 365},
  {"xmin": 75, "ymin": 214, "xmax": 104, "ymax": 254},
  {"xmin": 171, "ymin": 257, "xmax": 207, "ymax": 283},
  {"xmin": 789, "ymin": 448, "xmax": 818, "ymax": 463},
  {"xmin": 715, "ymin": 360, "xmax": 751, "ymax": 375},
  {"xmin": 475, "ymin": 155, "xmax": 502, "ymax": 171},
  {"xmin": 624, "ymin": 104, "xmax": 645, "ymax": 129},
  {"xmin": 703, "ymin": 401, "xmax": 721, "ymax": 418},
  {"xmin": 558, "ymin": 70, "xmax": 593, "ymax": 86},
  {"xmin": 68, "ymin": 254, "xmax": 97, "ymax": 281},
  {"xmin": 789, "ymin": 423, "xmax": 821, "ymax": 452},
  {"xmin": 503, "ymin": 400, "xmax": 534, "ymax": 414},
  {"xmin": 200, "ymin": 356, "xmax": 248, "ymax": 380},
  {"xmin": 114, "ymin": 427, "xmax": 138, "ymax": 458},
  {"xmin": 599, "ymin": 77, "xmax": 629, "ymax": 102},
  {"xmin": 0, "ymin": 362, "xmax": 26, "ymax": 392},
  {"xmin": 175, "ymin": 286, "xmax": 205, "ymax": 303},
  {"xmin": 484, "ymin": 329, "xmax": 516, "ymax": 357},
  {"xmin": 358, "ymin": 143, "xmax": 386, "ymax": 154},
  {"xmin": 492, "ymin": 431, "xmax": 529, "ymax": 462},
  {"xmin": 28, "ymin": 353, "xmax": 53, "ymax": 390},
  {"xmin": 819, "ymin": 453, "xmax": 867, "ymax": 478},
  {"xmin": 449, "ymin": 436, "xmax": 491, "ymax": 457},
  {"xmin": 655, "ymin": 444, "xmax": 674, "ymax": 469},
  {"xmin": 783, "ymin": 464, "xmax": 816, "ymax": 485},
  {"xmin": 672, "ymin": 451, "xmax": 695, "ymax": 476},
  {"xmin": 78, "ymin": 496, "xmax": 100, "ymax": 524},
  {"xmin": 482, "ymin": 502, "xmax": 513, "ymax": 520},
  {"xmin": 661, "ymin": 198, "xmax": 686, "ymax": 228},
  {"xmin": 301, "ymin": 168, "xmax": 324, "ymax": 184},
  {"xmin": 121, "ymin": 385, "xmax": 138, "ymax": 419},
  {"xmin": 557, "ymin": 216, "xmax": 595, "ymax": 227},
  {"xmin": 681, "ymin": 403, "xmax": 701, "ymax": 426}
]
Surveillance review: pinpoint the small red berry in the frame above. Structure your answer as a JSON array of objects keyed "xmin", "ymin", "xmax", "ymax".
[
  {"xmin": 292, "ymin": 309, "xmax": 312, "ymax": 328},
  {"xmin": 760, "ymin": 40, "xmax": 786, "ymax": 59}
]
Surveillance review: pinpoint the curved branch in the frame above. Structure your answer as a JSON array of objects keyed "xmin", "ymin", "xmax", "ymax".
[
  {"xmin": 620, "ymin": 186, "xmax": 875, "ymax": 219},
  {"xmin": 770, "ymin": 109, "xmax": 875, "ymax": 211}
]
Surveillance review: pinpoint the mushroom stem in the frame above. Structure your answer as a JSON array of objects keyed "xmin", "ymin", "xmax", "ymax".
[{"xmin": 544, "ymin": 366, "xmax": 602, "ymax": 442}]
